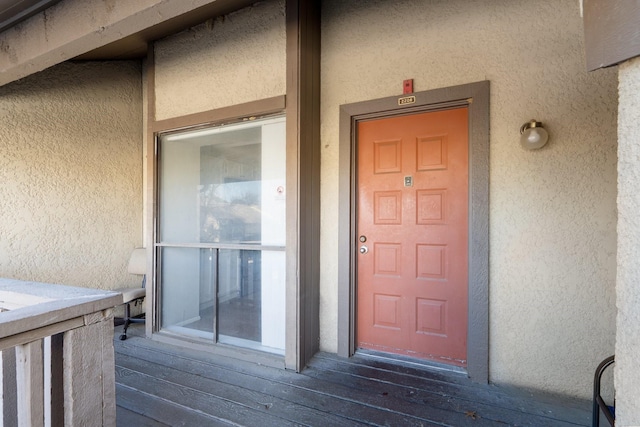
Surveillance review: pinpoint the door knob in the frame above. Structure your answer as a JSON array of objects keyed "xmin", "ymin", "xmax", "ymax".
[{"xmin": 359, "ymin": 245, "xmax": 368, "ymax": 254}]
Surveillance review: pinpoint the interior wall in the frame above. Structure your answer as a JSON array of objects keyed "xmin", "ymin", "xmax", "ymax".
[
  {"xmin": 320, "ymin": 0, "xmax": 618, "ymax": 398},
  {"xmin": 615, "ymin": 55, "xmax": 640, "ymax": 425},
  {"xmin": 154, "ymin": 0, "xmax": 286, "ymax": 120},
  {"xmin": 0, "ymin": 61, "xmax": 143, "ymax": 289}
]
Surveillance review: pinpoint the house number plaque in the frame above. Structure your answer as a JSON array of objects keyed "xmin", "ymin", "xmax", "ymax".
[{"xmin": 398, "ymin": 95, "xmax": 416, "ymax": 105}]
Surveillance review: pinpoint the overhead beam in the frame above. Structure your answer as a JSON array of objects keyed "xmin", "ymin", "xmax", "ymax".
[{"xmin": 0, "ymin": 0, "xmax": 254, "ymax": 86}]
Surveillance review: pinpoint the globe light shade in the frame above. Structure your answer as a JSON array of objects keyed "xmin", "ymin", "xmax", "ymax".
[{"xmin": 520, "ymin": 120, "xmax": 549, "ymax": 150}]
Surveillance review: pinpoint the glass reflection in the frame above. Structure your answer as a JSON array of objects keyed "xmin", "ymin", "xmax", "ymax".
[{"xmin": 158, "ymin": 116, "xmax": 285, "ymax": 354}]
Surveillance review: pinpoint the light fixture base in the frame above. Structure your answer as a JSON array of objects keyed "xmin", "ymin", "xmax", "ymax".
[{"xmin": 520, "ymin": 119, "xmax": 549, "ymax": 150}]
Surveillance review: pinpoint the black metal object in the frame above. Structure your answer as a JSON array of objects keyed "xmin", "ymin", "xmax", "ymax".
[
  {"xmin": 118, "ymin": 275, "xmax": 146, "ymax": 341},
  {"xmin": 593, "ymin": 355, "xmax": 615, "ymax": 427},
  {"xmin": 119, "ymin": 298, "xmax": 145, "ymax": 341}
]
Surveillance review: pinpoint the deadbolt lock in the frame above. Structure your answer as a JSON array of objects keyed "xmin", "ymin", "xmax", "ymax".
[{"xmin": 359, "ymin": 235, "xmax": 367, "ymax": 243}]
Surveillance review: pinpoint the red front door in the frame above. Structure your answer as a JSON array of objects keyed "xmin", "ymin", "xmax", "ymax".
[{"xmin": 356, "ymin": 107, "xmax": 469, "ymax": 366}]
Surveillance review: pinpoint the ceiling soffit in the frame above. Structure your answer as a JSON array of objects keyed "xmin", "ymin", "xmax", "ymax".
[
  {"xmin": 75, "ymin": 0, "xmax": 259, "ymax": 61},
  {"xmin": 0, "ymin": 0, "xmax": 258, "ymax": 66},
  {"xmin": 0, "ymin": 0, "xmax": 63, "ymax": 32}
]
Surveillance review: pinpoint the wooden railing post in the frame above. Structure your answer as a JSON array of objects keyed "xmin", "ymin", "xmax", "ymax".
[
  {"xmin": 63, "ymin": 309, "xmax": 116, "ymax": 427},
  {"xmin": 2, "ymin": 348, "xmax": 18, "ymax": 426},
  {"xmin": 0, "ymin": 279, "xmax": 122, "ymax": 427},
  {"xmin": 15, "ymin": 340, "xmax": 44, "ymax": 427}
]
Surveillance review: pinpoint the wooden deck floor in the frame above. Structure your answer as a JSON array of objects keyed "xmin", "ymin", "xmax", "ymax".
[{"xmin": 114, "ymin": 324, "xmax": 591, "ymax": 427}]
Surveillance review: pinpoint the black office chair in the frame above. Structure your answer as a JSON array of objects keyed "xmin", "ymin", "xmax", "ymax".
[{"xmin": 115, "ymin": 247, "xmax": 146, "ymax": 340}]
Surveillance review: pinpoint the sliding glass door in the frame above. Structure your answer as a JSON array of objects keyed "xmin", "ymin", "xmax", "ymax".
[{"xmin": 157, "ymin": 116, "xmax": 286, "ymax": 354}]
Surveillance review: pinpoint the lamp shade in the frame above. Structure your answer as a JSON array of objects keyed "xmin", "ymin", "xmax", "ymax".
[{"xmin": 520, "ymin": 120, "xmax": 549, "ymax": 150}]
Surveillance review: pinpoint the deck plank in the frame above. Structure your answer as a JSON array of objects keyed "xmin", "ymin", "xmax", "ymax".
[
  {"xmin": 116, "ymin": 383, "xmax": 230, "ymax": 426},
  {"xmin": 116, "ymin": 405, "xmax": 170, "ymax": 427},
  {"xmin": 316, "ymin": 352, "xmax": 591, "ymax": 419},
  {"xmin": 304, "ymin": 356, "xmax": 587, "ymax": 427},
  {"xmin": 114, "ymin": 331, "xmax": 590, "ymax": 427},
  {"xmin": 117, "ymin": 353, "xmax": 372, "ymax": 427},
  {"xmin": 116, "ymin": 342, "xmax": 440, "ymax": 426},
  {"xmin": 117, "ymin": 366, "xmax": 302, "ymax": 427}
]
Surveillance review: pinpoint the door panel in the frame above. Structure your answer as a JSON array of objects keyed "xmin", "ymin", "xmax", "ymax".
[{"xmin": 356, "ymin": 107, "xmax": 469, "ymax": 366}]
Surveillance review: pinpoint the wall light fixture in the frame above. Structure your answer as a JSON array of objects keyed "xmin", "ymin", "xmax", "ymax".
[{"xmin": 520, "ymin": 119, "xmax": 549, "ymax": 150}]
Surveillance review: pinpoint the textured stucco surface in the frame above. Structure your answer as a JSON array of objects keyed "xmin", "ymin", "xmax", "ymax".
[
  {"xmin": 615, "ymin": 56, "xmax": 640, "ymax": 426},
  {"xmin": 0, "ymin": 0, "xmax": 623, "ymax": 405},
  {"xmin": 154, "ymin": 0, "xmax": 285, "ymax": 120},
  {"xmin": 0, "ymin": 61, "xmax": 143, "ymax": 290},
  {"xmin": 148, "ymin": 0, "xmax": 617, "ymax": 399},
  {"xmin": 0, "ymin": 0, "xmax": 233, "ymax": 86},
  {"xmin": 320, "ymin": 0, "xmax": 618, "ymax": 398}
]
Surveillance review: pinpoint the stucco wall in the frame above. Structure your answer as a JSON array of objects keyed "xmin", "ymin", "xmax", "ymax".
[
  {"xmin": 320, "ymin": 0, "xmax": 618, "ymax": 398},
  {"xmin": 154, "ymin": 0, "xmax": 286, "ymax": 120},
  {"xmin": 615, "ymin": 56, "xmax": 640, "ymax": 426},
  {"xmin": 147, "ymin": 0, "xmax": 617, "ymax": 399},
  {"xmin": 0, "ymin": 61, "xmax": 143, "ymax": 290}
]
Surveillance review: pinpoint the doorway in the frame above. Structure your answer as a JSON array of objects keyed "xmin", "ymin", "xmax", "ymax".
[
  {"xmin": 337, "ymin": 81, "xmax": 489, "ymax": 380},
  {"xmin": 356, "ymin": 108, "xmax": 469, "ymax": 366}
]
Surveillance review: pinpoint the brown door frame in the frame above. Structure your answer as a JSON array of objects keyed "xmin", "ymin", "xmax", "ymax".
[{"xmin": 337, "ymin": 81, "xmax": 490, "ymax": 382}]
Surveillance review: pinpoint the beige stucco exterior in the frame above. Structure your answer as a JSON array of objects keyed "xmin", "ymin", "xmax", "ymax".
[
  {"xmin": 319, "ymin": 0, "xmax": 618, "ymax": 398},
  {"xmin": 0, "ymin": 0, "xmax": 631, "ymax": 405},
  {"xmin": 154, "ymin": 0, "xmax": 285, "ymax": 120},
  {"xmin": 0, "ymin": 61, "xmax": 143, "ymax": 290},
  {"xmin": 151, "ymin": 0, "xmax": 618, "ymax": 399},
  {"xmin": 615, "ymin": 55, "xmax": 640, "ymax": 426}
]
